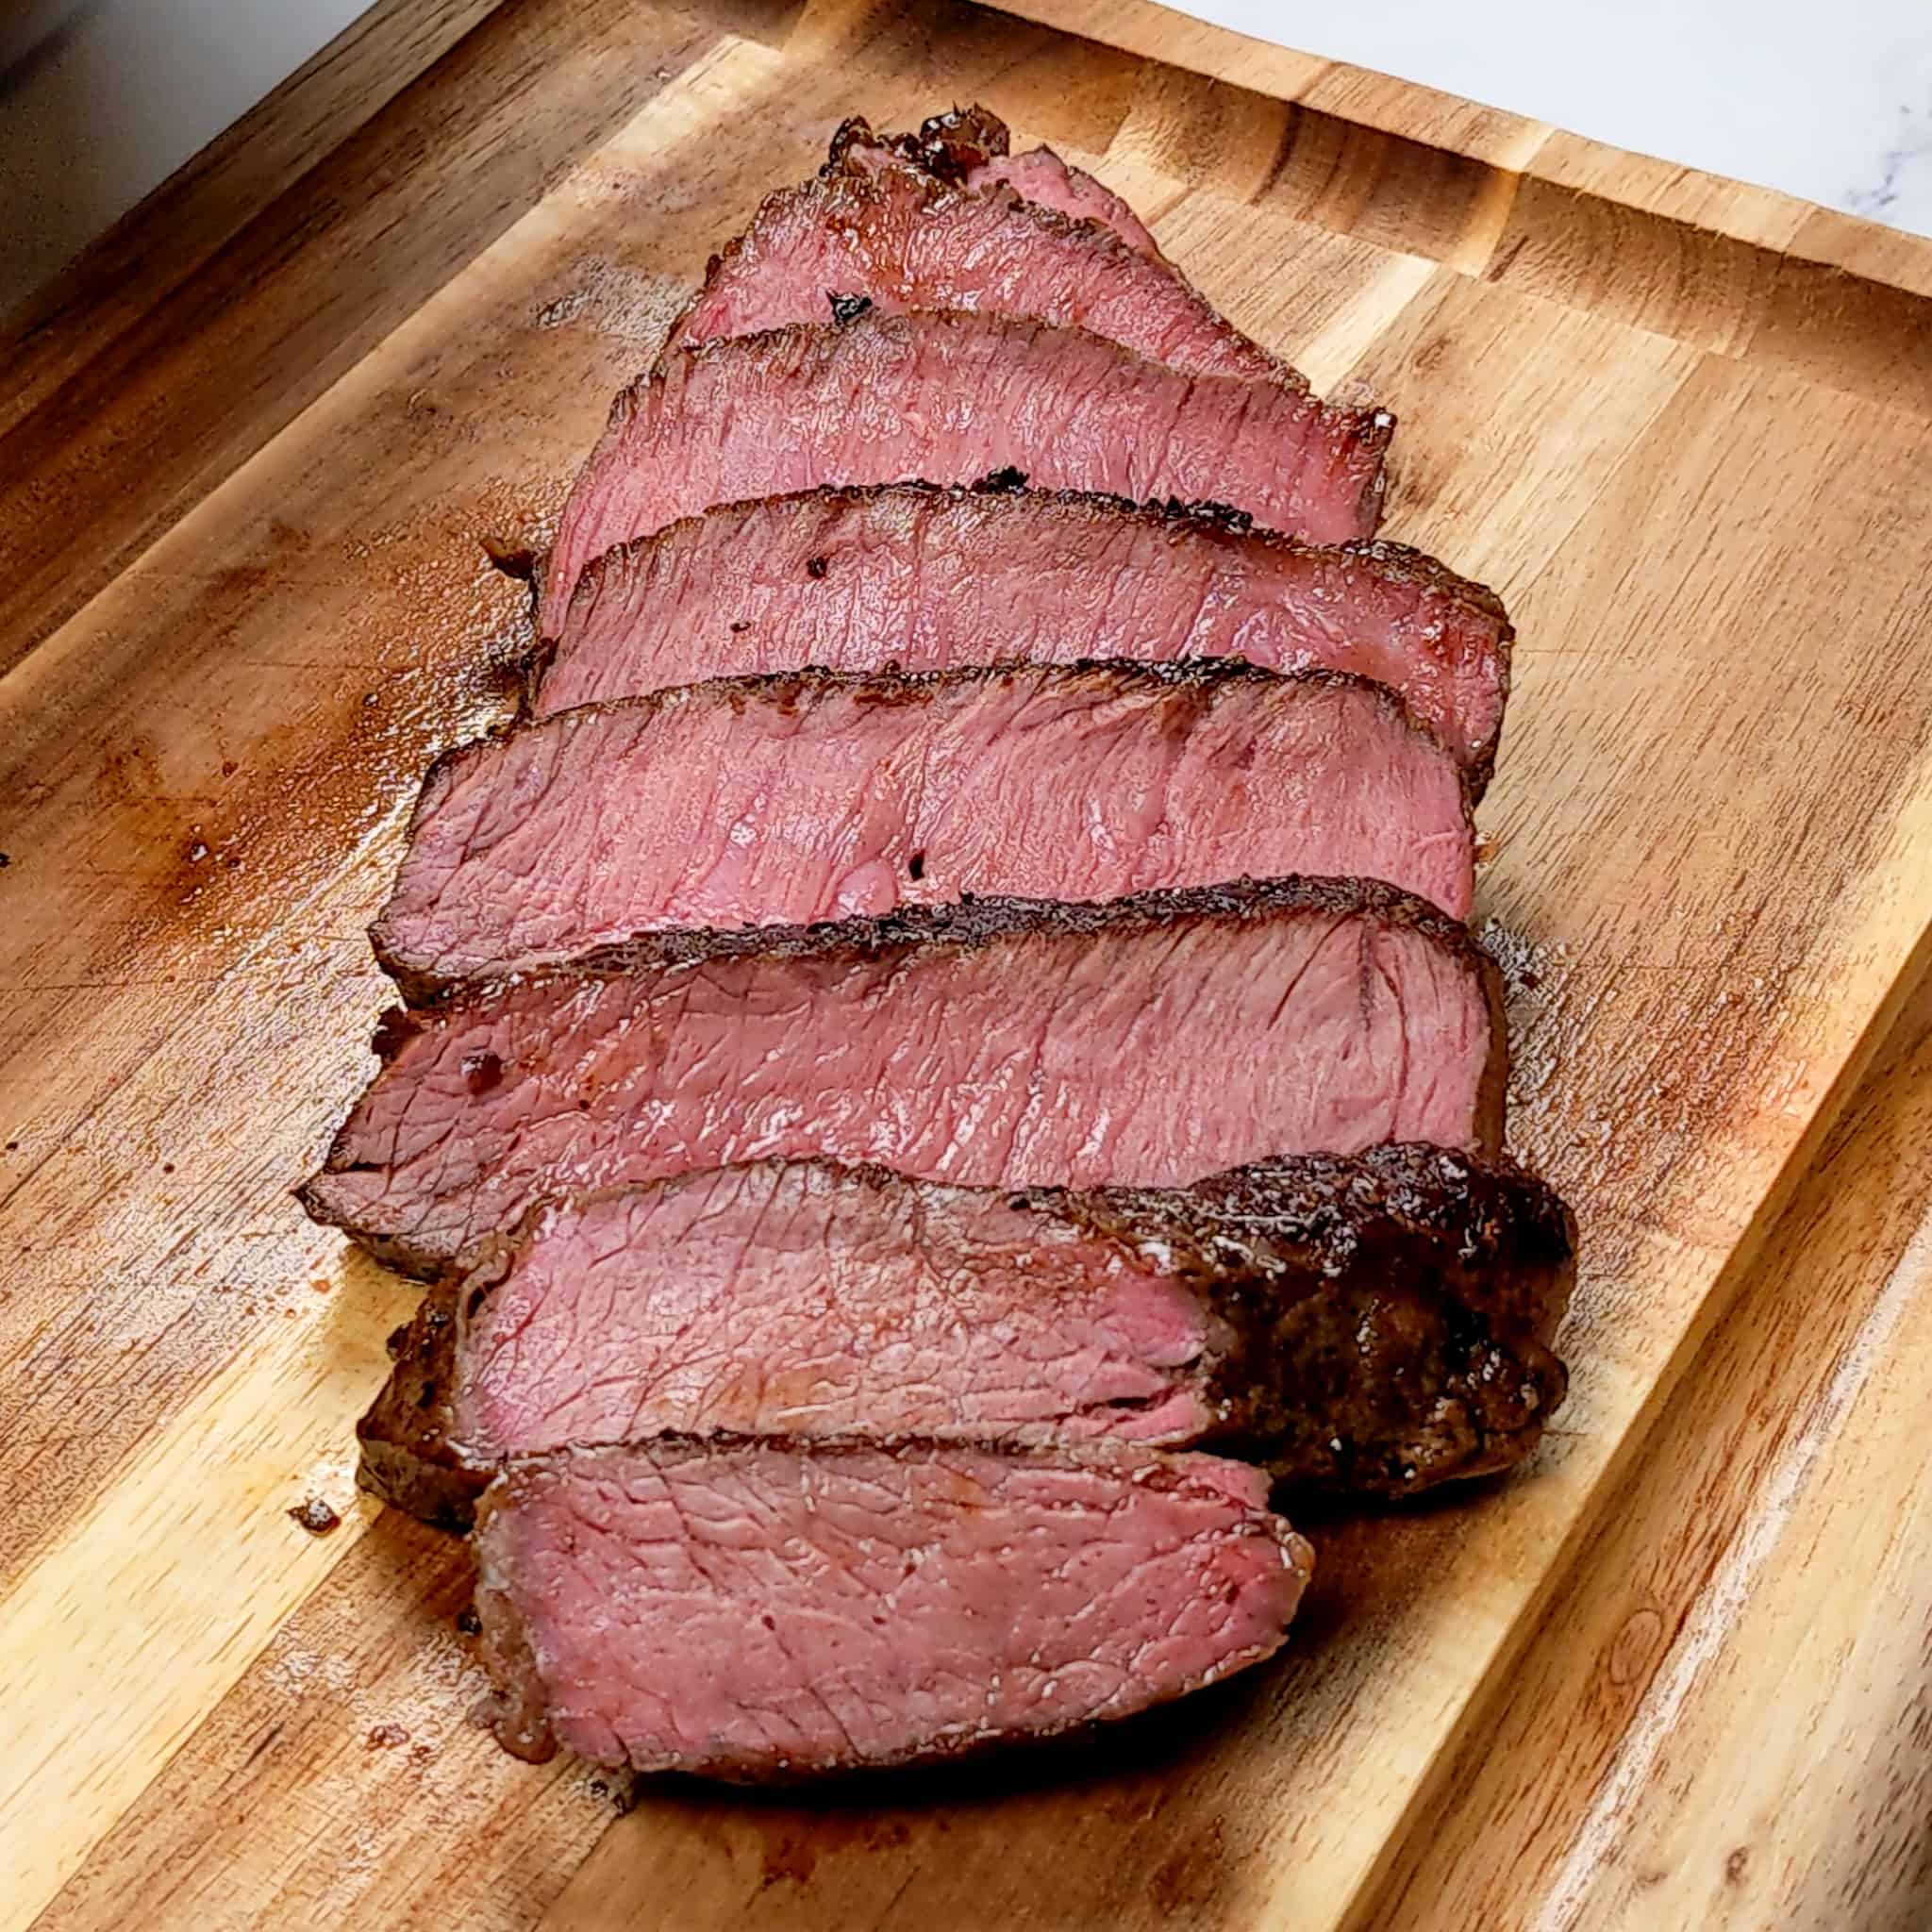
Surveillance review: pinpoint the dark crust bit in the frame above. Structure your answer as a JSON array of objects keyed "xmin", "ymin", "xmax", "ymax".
[
  {"xmin": 457, "ymin": 873, "xmax": 1501, "ymax": 998},
  {"xmin": 287, "ymin": 1496, "xmax": 341, "ymax": 1536},
  {"xmin": 471, "ymin": 1436, "xmax": 1310, "ymax": 1780},
  {"xmin": 545, "ymin": 480, "xmax": 1510, "ymax": 784},
  {"xmin": 372, "ymin": 657, "xmax": 1474, "ymax": 999},
  {"xmin": 1108, "ymin": 1143, "xmax": 1577, "ymax": 1343},
  {"xmin": 1073, "ymin": 1144, "xmax": 1577, "ymax": 1492},
  {"xmin": 355, "ymin": 1147, "xmax": 1571, "ymax": 1526},
  {"xmin": 823, "ymin": 107, "xmax": 1012, "ymax": 181},
  {"xmin": 354, "ymin": 1283, "xmax": 479, "ymax": 1530}
]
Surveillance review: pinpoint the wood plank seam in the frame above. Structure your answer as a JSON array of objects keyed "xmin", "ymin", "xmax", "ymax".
[{"xmin": 987, "ymin": 0, "xmax": 1932, "ymax": 287}]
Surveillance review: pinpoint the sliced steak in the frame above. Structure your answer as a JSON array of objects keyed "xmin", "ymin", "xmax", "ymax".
[
  {"xmin": 538, "ymin": 484, "xmax": 1511, "ymax": 785},
  {"xmin": 301, "ymin": 878, "xmax": 1507, "ymax": 1276},
  {"xmin": 970, "ymin": 147, "xmax": 1161, "ymax": 258},
  {"xmin": 539, "ymin": 310, "xmax": 1391, "ymax": 633},
  {"xmin": 827, "ymin": 106, "xmax": 1163, "ymax": 258},
  {"xmin": 357, "ymin": 1147, "xmax": 1575, "ymax": 1528},
  {"xmin": 672, "ymin": 108, "xmax": 1294, "ymax": 385},
  {"xmin": 474, "ymin": 1436, "xmax": 1314, "ymax": 1777},
  {"xmin": 373, "ymin": 661, "xmax": 1474, "ymax": 998}
]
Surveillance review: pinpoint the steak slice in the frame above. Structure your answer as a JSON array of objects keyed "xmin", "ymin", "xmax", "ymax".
[
  {"xmin": 473, "ymin": 1436, "xmax": 1314, "ymax": 1778},
  {"xmin": 538, "ymin": 484, "xmax": 1512, "ymax": 786},
  {"xmin": 539, "ymin": 310, "xmax": 1391, "ymax": 633},
  {"xmin": 827, "ymin": 106, "xmax": 1163, "ymax": 259},
  {"xmin": 356, "ymin": 1147, "xmax": 1575, "ymax": 1530},
  {"xmin": 302, "ymin": 879, "xmax": 1508, "ymax": 1276},
  {"xmin": 372, "ymin": 661, "xmax": 1474, "ymax": 998},
  {"xmin": 671, "ymin": 108, "xmax": 1295, "ymax": 385}
]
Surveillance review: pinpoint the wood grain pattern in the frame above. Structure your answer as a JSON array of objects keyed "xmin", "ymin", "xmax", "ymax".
[
  {"xmin": 1365, "ymin": 970, "xmax": 1932, "ymax": 1932},
  {"xmin": 3, "ymin": 1, "xmax": 1930, "ymax": 1926},
  {"xmin": 0, "ymin": 0, "xmax": 508, "ymax": 440},
  {"xmin": 0, "ymin": 0, "xmax": 803, "ymax": 666}
]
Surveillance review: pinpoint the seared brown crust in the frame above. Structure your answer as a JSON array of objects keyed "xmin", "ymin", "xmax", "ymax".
[
  {"xmin": 371, "ymin": 656, "xmax": 1471, "ymax": 1000},
  {"xmin": 823, "ymin": 106, "xmax": 1013, "ymax": 181},
  {"xmin": 545, "ymin": 480, "xmax": 1512, "ymax": 788},
  {"xmin": 356, "ymin": 1145, "xmax": 1570, "ymax": 1527},
  {"xmin": 1090, "ymin": 1144, "xmax": 1574, "ymax": 1343},
  {"xmin": 355, "ymin": 1282, "xmax": 473, "ymax": 1528},
  {"xmin": 518, "ymin": 655, "xmax": 1435, "ymax": 725},
  {"xmin": 389, "ymin": 872, "xmax": 1503, "ymax": 1003},
  {"xmin": 1068, "ymin": 1144, "xmax": 1575, "ymax": 1493}
]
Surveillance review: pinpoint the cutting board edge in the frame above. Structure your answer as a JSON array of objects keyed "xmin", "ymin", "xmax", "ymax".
[
  {"xmin": 1332, "ymin": 908, "xmax": 1932, "ymax": 1932},
  {"xmin": 985, "ymin": 0, "xmax": 1932, "ymax": 288}
]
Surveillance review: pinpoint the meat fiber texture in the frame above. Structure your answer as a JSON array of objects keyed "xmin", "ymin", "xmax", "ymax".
[
  {"xmin": 828, "ymin": 106, "xmax": 1164, "ymax": 260},
  {"xmin": 671, "ymin": 106, "xmax": 1297, "ymax": 387},
  {"xmin": 371, "ymin": 661, "xmax": 1474, "ymax": 998},
  {"xmin": 301, "ymin": 878, "xmax": 1509, "ymax": 1276},
  {"xmin": 473, "ymin": 1436, "xmax": 1314, "ymax": 1779},
  {"xmin": 538, "ymin": 310, "xmax": 1392, "ymax": 634},
  {"xmin": 540, "ymin": 484, "xmax": 1511, "ymax": 788},
  {"xmin": 355, "ymin": 1147, "xmax": 1575, "ymax": 1530}
]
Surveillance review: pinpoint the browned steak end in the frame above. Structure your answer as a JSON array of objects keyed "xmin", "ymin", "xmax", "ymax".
[
  {"xmin": 354, "ymin": 1145, "xmax": 1571, "ymax": 1527},
  {"xmin": 354, "ymin": 1283, "xmax": 481, "ymax": 1528}
]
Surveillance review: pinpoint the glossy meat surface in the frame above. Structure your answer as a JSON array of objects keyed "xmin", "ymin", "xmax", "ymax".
[
  {"xmin": 474, "ymin": 1437, "xmax": 1313, "ymax": 1778},
  {"xmin": 305, "ymin": 879, "xmax": 1508, "ymax": 1274},
  {"xmin": 373, "ymin": 661, "xmax": 1474, "ymax": 995},
  {"xmin": 540, "ymin": 483, "xmax": 1510, "ymax": 783},
  {"xmin": 540, "ymin": 311, "xmax": 1391, "ymax": 632}
]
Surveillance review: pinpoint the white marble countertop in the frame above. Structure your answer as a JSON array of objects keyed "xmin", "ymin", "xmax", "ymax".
[
  {"xmin": 1186, "ymin": 0, "xmax": 1932, "ymax": 236},
  {"xmin": 2, "ymin": 0, "xmax": 1928, "ymax": 318}
]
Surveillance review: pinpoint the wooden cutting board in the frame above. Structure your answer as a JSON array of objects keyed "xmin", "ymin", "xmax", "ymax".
[{"xmin": 4, "ymin": 1, "xmax": 1931, "ymax": 1926}]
